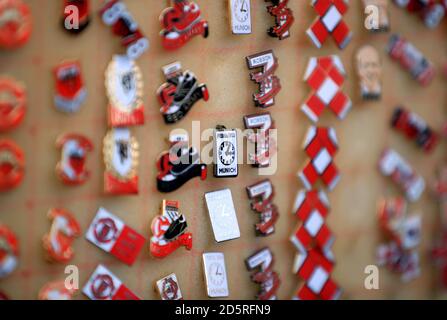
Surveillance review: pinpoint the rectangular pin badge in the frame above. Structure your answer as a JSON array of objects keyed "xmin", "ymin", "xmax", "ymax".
[
  {"xmin": 213, "ymin": 126, "xmax": 238, "ymax": 178},
  {"xmin": 156, "ymin": 273, "xmax": 183, "ymax": 300},
  {"xmin": 229, "ymin": 0, "xmax": 252, "ymax": 35},
  {"xmin": 205, "ymin": 189, "xmax": 240, "ymax": 243},
  {"xmin": 202, "ymin": 252, "xmax": 229, "ymax": 298}
]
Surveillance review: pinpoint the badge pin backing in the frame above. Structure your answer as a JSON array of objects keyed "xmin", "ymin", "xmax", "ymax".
[
  {"xmin": 0, "ymin": 139, "xmax": 25, "ymax": 192},
  {"xmin": 156, "ymin": 273, "xmax": 183, "ymax": 300},
  {"xmin": 0, "ymin": 76, "xmax": 26, "ymax": 133},
  {"xmin": 229, "ymin": 0, "xmax": 251, "ymax": 35},
  {"xmin": 202, "ymin": 252, "xmax": 229, "ymax": 298}
]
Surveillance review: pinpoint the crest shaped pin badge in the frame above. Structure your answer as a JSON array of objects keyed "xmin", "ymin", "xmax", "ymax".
[
  {"xmin": 0, "ymin": 77, "xmax": 26, "ymax": 133},
  {"xmin": 54, "ymin": 61, "xmax": 87, "ymax": 113}
]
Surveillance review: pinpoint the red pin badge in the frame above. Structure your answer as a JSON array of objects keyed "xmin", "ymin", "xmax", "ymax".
[
  {"xmin": 0, "ymin": 0, "xmax": 32, "ymax": 49},
  {"xmin": 0, "ymin": 139, "xmax": 24, "ymax": 192},
  {"xmin": 0, "ymin": 224, "xmax": 19, "ymax": 279},
  {"xmin": 265, "ymin": 0, "xmax": 294, "ymax": 40},
  {"xmin": 38, "ymin": 280, "xmax": 76, "ymax": 300},
  {"xmin": 53, "ymin": 61, "xmax": 87, "ymax": 113},
  {"xmin": 0, "ymin": 77, "xmax": 26, "ymax": 133}
]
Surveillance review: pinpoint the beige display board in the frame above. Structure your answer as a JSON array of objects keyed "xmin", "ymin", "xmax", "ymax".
[{"xmin": 1, "ymin": 0, "xmax": 447, "ymax": 300}]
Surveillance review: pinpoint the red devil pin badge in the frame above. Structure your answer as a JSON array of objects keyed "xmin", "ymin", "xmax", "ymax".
[
  {"xmin": 160, "ymin": 0, "xmax": 209, "ymax": 51},
  {"xmin": 0, "ymin": 0, "xmax": 32, "ymax": 49},
  {"xmin": 0, "ymin": 139, "xmax": 24, "ymax": 192},
  {"xmin": 0, "ymin": 77, "xmax": 26, "ymax": 133},
  {"xmin": 0, "ymin": 224, "xmax": 19, "ymax": 279}
]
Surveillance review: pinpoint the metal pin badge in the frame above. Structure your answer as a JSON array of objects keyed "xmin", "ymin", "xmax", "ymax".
[
  {"xmin": 155, "ymin": 273, "xmax": 183, "ymax": 300},
  {"xmin": 0, "ymin": 139, "xmax": 25, "ymax": 192},
  {"xmin": 62, "ymin": 0, "xmax": 90, "ymax": 34},
  {"xmin": 229, "ymin": 0, "xmax": 252, "ymax": 35},
  {"xmin": 213, "ymin": 126, "xmax": 238, "ymax": 178},
  {"xmin": 0, "ymin": 0, "xmax": 32, "ymax": 49},
  {"xmin": 356, "ymin": 45, "xmax": 382, "ymax": 101},
  {"xmin": 202, "ymin": 252, "xmax": 229, "ymax": 298},
  {"xmin": 205, "ymin": 189, "xmax": 240, "ymax": 243},
  {"xmin": 53, "ymin": 60, "xmax": 87, "ymax": 114},
  {"xmin": 265, "ymin": 0, "xmax": 294, "ymax": 40},
  {"xmin": 0, "ymin": 224, "xmax": 19, "ymax": 279},
  {"xmin": 42, "ymin": 208, "xmax": 81, "ymax": 263},
  {"xmin": 157, "ymin": 62, "xmax": 209, "ymax": 124},
  {"xmin": 38, "ymin": 281, "xmax": 76, "ymax": 300},
  {"xmin": 150, "ymin": 200, "xmax": 192, "ymax": 259},
  {"xmin": 0, "ymin": 77, "xmax": 26, "ymax": 133}
]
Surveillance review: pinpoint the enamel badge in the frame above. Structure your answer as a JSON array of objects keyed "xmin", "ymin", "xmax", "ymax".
[
  {"xmin": 245, "ymin": 248, "xmax": 280, "ymax": 300},
  {"xmin": 38, "ymin": 281, "xmax": 76, "ymax": 300},
  {"xmin": 86, "ymin": 207, "xmax": 145, "ymax": 266},
  {"xmin": 0, "ymin": 76, "xmax": 26, "ymax": 133},
  {"xmin": 160, "ymin": 0, "xmax": 209, "ymax": 51},
  {"xmin": 0, "ymin": 224, "xmax": 18, "ymax": 279},
  {"xmin": 106, "ymin": 55, "xmax": 144, "ymax": 127},
  {"xmin": 42, "ymin": 208, "xmax": 81, "ymax": 263},
  {"xmin": 355, "ymin": 45, "xmax": 382, "ymax": 100},
  {"xmin": 156, "ymin": 273, "xmax": 183, "ymax": 300},
  {"xmin": 53, "ymin": 61, "xmax": 87, "ymax": 113},
  {"xmin": 157, "ymin": 62, "xmax": 209, "ymax": 124},
  {"xmin": 246, "ymin": 50, "xmax": 281, "ymax": 108},
  {"xmin": 202, "ymin": 252, "xmax": 229, "ymax": 298},
  {"xmin": 150, "ymin": 200, "xmax": 192, "ymax": 259},
  {"xmin": 62, "ymin": 0, "xmax": 90, "ymax": 33},
  {"xmin": 229, "ymin": 0, "xmax": 252, "ymax": 35},
  {"xmin": 103, "ymin": 128, "xmax": 139, "ymax": 195},
  {"xmin": 0, "ymin": 139, "xmax": 24, "ymax": 192},
  {"xmin": 156, "ymin": 133, "xmax": 207, "ymax": 193},
  {"xmin": 213, "ymin": 125, "xmax": 238, "ymax": 178},
  {"xmin": 0, "ymin": 0, "xmax": 32, "ymax": 49},
  {"xmin": 265, "ymin": 0, "xmax": 294, "ymax": 40}
]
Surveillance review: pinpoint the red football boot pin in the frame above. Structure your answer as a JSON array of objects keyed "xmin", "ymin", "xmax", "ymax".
[
  {"xmin": 56, "ymin": 134, "xmax": 93, "ymax": 186},
  {"xmin": 0, "ymin": 224, "xmax": 19, "ymax": 279},
  {"xmin": 38, "ymin": 280, "xmax": 76, "ymax": 300},
  {"xmin": 265, "ymin": 0, "xmax": 294, "ymax": 40},
  {"xmin": 0, "ymin": 76, "xmax": 26, "ymax": 133},
  {"xmin": 0, "ymin": 0, "xmax": 32, "ymax": 49},
  {"xmin": 42, "ymin": 208, "xmax": 81, "ymax": 263},
  {"xmin": 0, "ymin": 139, "xmax": 24, "ymax": 192},
  {"xmin": 53, "ymin": 61, "xmax": 87, "ymax": 113},
  {"xmin": 62, "ymin": 0, "xmax": 90, "ymax": 34},
  {"xmin": 160, "ymin": 0, "xmax": 209, "ymax": 51},
  {"xmin": 150, "ymin": 200, "xmax": 193, "ymax": 259}
]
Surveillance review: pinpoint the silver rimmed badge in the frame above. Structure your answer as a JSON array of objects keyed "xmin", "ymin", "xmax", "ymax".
[
  {"xmin": 229, "ymin": 0, "xmax": 251, "ymax": 35},
  {"xmin": 202, "ymin": 252, "xmax": 229, "ymax": 298},
  {"xmin": 213, "ymin": 125, "xmax": 238, "ymax": 178}
]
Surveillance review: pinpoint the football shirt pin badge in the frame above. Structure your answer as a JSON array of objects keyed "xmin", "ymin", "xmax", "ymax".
[
  {"xmin": 56, "ymin": 134, "xmax": 93, "ymax": 185},
  {"xmin": 160, "ymin": 0, "xmax": 209, "ymax": 51},
  {"xmin": 62, "ymin": 0, "xmax": 90, "ymax": 34},
  {"xmin": 0, "ymin": 224, "xmax": 19, "ymax": 279},
  {"xmin": 213, "ymin": 125, "xmax": 238, "ymax": 178},
  {"xmin": 150, "ymin": 200, "xmax": 192, "ymax": 259},
  {"xmin": 265, "ymin": 0, "xmax": 294, "ymax": 40},
  {"xmin": 157, "ymin": 61, "xmax": 209, "ymax": 124},
  {"xmin": 229, "ymin": 0, "xmax": 252, "ymax": 35},
  {"xmin": 42, "ymin": 208, "xmax": 81, "ymax": 263},
  {"xmin": 0, "ymin": 0, "xmax": 32, "ymax": 49},
  {"xmin": 156, "ymin": 273, "xmax": 183, "ymax": 300},
  {"xmin": 0, "ymin": 76, "xmax": 26, "ymax": 133},
  {"xmin": 0, "ymin": 139, "xmax": 24, "ymax": 192},
  {"xmin": 202, "ymin": 252, "xmax": 229, "ymax": 298},
  {"xmin": 53, "ymin": 61, "xmax": 87, "ymax": 113},
  {"xmin": 103, "ymin": 128, "xmax": 139, "ymax": 195},
  {"xmin": 156, "ymin": 133, "xmax": 207, "ymax": 193}
]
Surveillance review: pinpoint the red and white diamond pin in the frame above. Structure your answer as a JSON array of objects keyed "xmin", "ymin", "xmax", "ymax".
[
  {"xmin": 85, "ymin": 207, "xmax": 145, "ymax": 266},
  {"xmin": 53, "ymin": 61, "xmax": 87, "ymax": 113},
  {"xmin": 0, "ymin": 0, "xmax": 32, "ymax": 49},
  {"xmin": 0, "ymin": 139, "xmax": 25, "ymax": 192},
  {"xmin": 0, "ymin": 76, "xmax": 26, "ymax": 133},
  {"xmin": 0, "ymin": 224, "xmax": 19, "ymax": 279}
]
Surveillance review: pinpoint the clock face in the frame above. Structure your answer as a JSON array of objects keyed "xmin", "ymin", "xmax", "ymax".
[
  {"xmin": 209, "ymin": 263, "xmax": 225, "ymax": 286},
  {"xmin": 219, "ymin": 141, "xmax": 235, "ymax": 166},
  {"xmin": 234, "ymin": 0, "xmax": 249, "ymax": 23}
]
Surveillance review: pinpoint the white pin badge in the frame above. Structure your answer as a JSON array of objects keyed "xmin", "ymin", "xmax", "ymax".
[
  {"xmin": 202, "ymin": 252, "xmax": 229, "ymax": 298},
  {"xmin": 229, "ymin": 0, "xmax": 251, "ymax": 35}
]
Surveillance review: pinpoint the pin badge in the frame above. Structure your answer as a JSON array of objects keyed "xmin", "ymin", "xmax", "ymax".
[
  {"xmin": 355, "ymin": 45, "xmax": 382, "ymax": 101},
  {"xmin": 156, "ymin": 273, "xmax": 183, "ymax": 300},
  {"xmin": 106, "ymin": 55, "xmax": 144, "ymax": 127},
  {"xmin": 160, "ymin": 0, "xmax": 209, "ymax": 51},
  {"xmin": 0, "ymin": 139, "xmax": 24, "ymax": 192},
  {"xmin": 394, "ymin": 0, "xmax": 445, "ymax": 28},
  {"xmin": 53, "ymin": 61, "xmax": 87, "ymax": 113},
  {"xmin": 85, "ymin": 207, "xmax": 145, "ymax": 266},
  {"xmin": 214, "ymin": 125, "xmax": 238, "ymax": 178},
  {"xmin": 202, "ymin": 252, "xmax": 229, "ymax": 298},
  {"xmin": 246, "ymin": 50, "xmax": 281, "ymax": 108},
  {"xmin": 432, "ymin": 167, "xmax": 447, "ymax": 288},
  {"xmin": 265, "ymin": 0, "xmax": 294, "ymax": 40},
  {"xmin": 0, "ymin": 224, "xmax": 19, "ymax": 279},
  {"xmin": 363, "ymin": 0, "xmax": 389, "ymax": 32},
  {"xmin": 156, "ymin": 133, "xmax": 207, "ymax": 193},
  {"xmin": 62, "ymin": 0, "xmax": 90, "ymax": 34},
  {"xmin": 103, "ymin": 128, "xmax": 139, "ymax": 195},
  {"xmin": 245, "ymin": 248, "xmax": 280, "ymax": 300},
  {"xmin": 157, "ymin": 61, "xmax": 209, "ymax": 124},
  {"xmin": 0, "ymin": 0, "xmax": 32, "ymax": 49},
  {"xmin": 0, "ymin": 77, "xmax": 26, "ymax": 133},
  {"xmin": 56, "ymin": 134, "xmax": 93, "ymax": 185},
  {"xmin": 244, "ymin": 112, "xmax": 276, "ymax": 167},
  {"xmin": 205, "ymin": 189, "xmax": 240, "ymax": 243},
  {"xmin": 42, "ymin": 208, "xmax": 81, "ymax": 263},
  {"xmin": 246, "ymin": 180, "xmax": 279, "ymax": 236},
  {"xmin": 38, "ymin": 281, "xmax": 76, "ymax": 300},
  {"xmin": 391, "ymin": 107, "xmax": 438, "ymax": 153},
  {"xmin": 99, "ymin": 0, "xmax": 149, "ymax": 60},
  {"xmin": 150, "ymin": 200, "xmax": 192, "ymax": 259},
  {"xmin": 306, "ymin": 0, "xmax": 352, "ymax": 49},
  {"xmin": 229, "ymin": 0, "xmax": 251, "ymax": 35},
  {"xmin": 379, "ymin": 148, "xmax": 425, "ymax": 202},
  {"xmin": 83, "ymin": 264, "xmax": 140, "ymax": 300}
]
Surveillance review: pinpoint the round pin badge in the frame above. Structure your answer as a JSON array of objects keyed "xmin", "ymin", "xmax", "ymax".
[
  {"xmin": 0, "ymin": 224, "xmax": 19, "ymax": 279},
  {"xmin": 0, "ymin": 139, "xmax": 25, "ymax": 192},
  {"xmin": 0, "ymin": 0, "xmax": 32, "ymax": 49},
  {"xmin": 0, "ymin": 77, "xmax": 26, "ymax": 133}
]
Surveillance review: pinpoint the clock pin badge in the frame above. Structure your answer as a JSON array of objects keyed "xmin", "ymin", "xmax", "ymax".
[
  {"xmin": 265, "ymin": 0, "xmax": 294, "ymax": 40},
  {"xmin": 0, "ymin": 139, "xmax": 24, "ymax": 192},
  {"xmin": 160, "ymin": 0, "xmax": 209, "ymax": 51},
  {"xmin": 245, "ymin": 247, "xmax": 281, "ymax": 300},
  {"xmin": 99, "ymin": 0, "xmax": 149, "ymax": 60},
  {"xmin": 202, "ymin": 252, "xmax": 229, "ymax": 298},
  {"xmin": 62, "ymin": 0, "xmax": 90, "ymax": 34},
  {"xmin": 155, "ymin": 273, "xmax": 183, "ymax": 300},
  {"xmin": 42, "ymin": 208, "xmax": 81, "ymax": 263},
  {"xmin": 157, "ymin": 61, "xmax": 209, "ymax": 124},
  {"xmin": 205, "ymin": 188, "xmax": 240, "ymax": 243},
  {"xmin": 0, "ymin": 0, "xmax": 32, "ymax": 49},
  {"xmin": 56, "ymin": 134, "xmax": 93, "ymax": 186},
  {"xmin": 150, "ymin": 200, "xmax": 192, "ymax": 259},
  {"xmin": 85, "ymin": 208, "xmax": 145, "ymax": 266},
  {"xmin": 0, "ymin": 76, "xmax": 26, "ymax": 133},
  {"xmin": 229, "ymin": 0, "xmax": 251, "ymax": 35},
  {"xmin": 83, "ymin": 264, "xmax": 140, "ymax": 300},
  {"xmin": 246, "ymin": 50, "xmax": 281, "ymax": 108},
  {"xmin": 103, "ymin": 128, "xmax": 139, "ymax": 195},
  {"xmin": 356, "ymin": 45, "xmax": 382, "ymax": 101},
  {"xmin": 0, "ymin": 224, "xmax": 19, "ymax": 279},
  {"xmin": 106, "ymin": 55, "xmax": 144, "ymax": 127},
  {"xmin": 156, "ymin": 133, "xmax": 207, "ymax": 193},
  {"xmin": 38, "ymin": 281, "xmax": 76, "ymax": 300},
  {"xmin": 53, "ymin": 60, "xmax": 87, "ymax": 113},
  {"xmin": 213, "ymin": 125, "xmax": 238, "ymax": 178}
]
